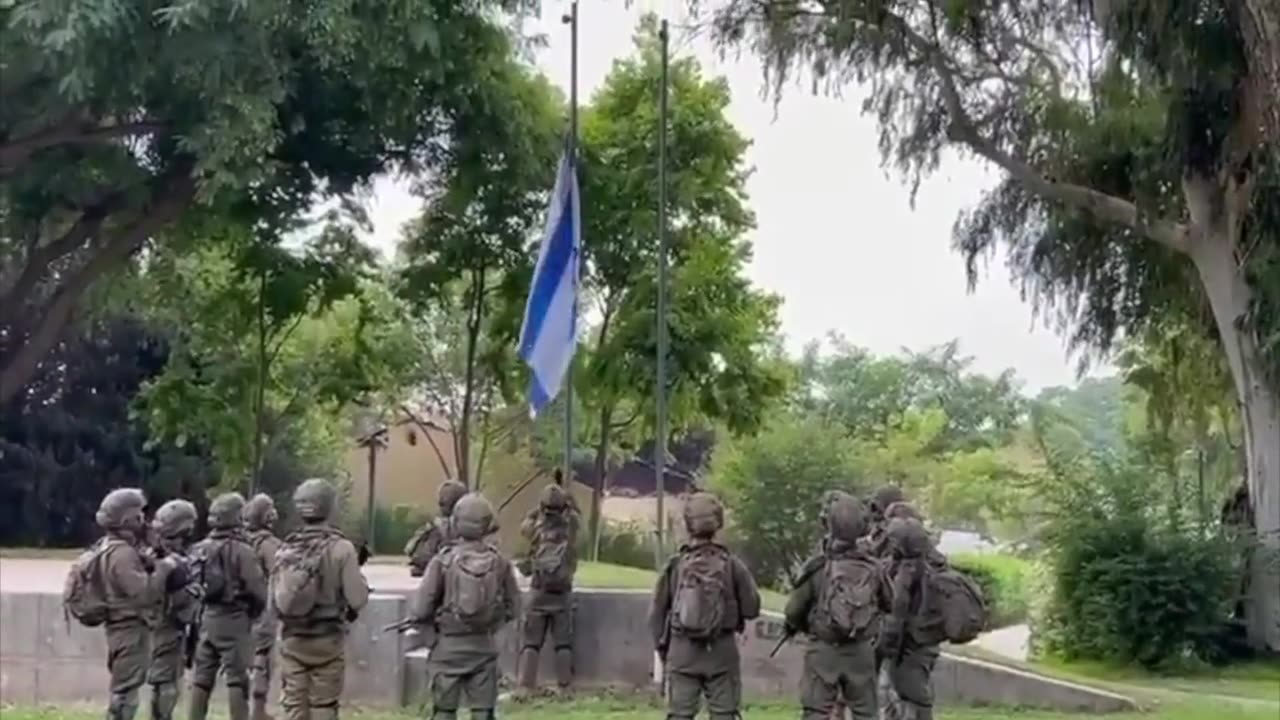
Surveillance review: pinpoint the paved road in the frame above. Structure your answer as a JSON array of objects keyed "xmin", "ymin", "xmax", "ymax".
[{"xmin": 973, "ymin": 623, "xmax": 1031, "ymax": 662}]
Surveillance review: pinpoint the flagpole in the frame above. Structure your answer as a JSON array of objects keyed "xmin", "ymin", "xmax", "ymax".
[
  {"xmin": 562, "ymin": 0, "xmax": 579, "ymax": 492},
  {"xmin": 654, "ymin": 18, "xmax": 670, "ymax": 573}
]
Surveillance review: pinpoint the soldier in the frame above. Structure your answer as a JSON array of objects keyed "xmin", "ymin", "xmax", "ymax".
[
  {"xmin": 244, "ymin": 494, "xmax": 283, "ymax": 720},
  {"xmin": 189, "ymin": 493, "xmax": 269, "ymax": 720},
  {"xmin": 879, "ymin": 518, "xmax": 942, "ymax": 720},
  {"xmin": 92, "ymin": 489, "xmax": 183, "ymax": 720},
  {"xmin": 866, "ymin": 485, "xmax": 906, "ymax": 555},
  {"xmin": 410, "ymin": 493, "xmax": 521, "ymax": 720},
  {"xmin": 786, "ymin": 495, "xmax": 891, "ymax": 720},
  {"xmin": 406, "ymin": 480, "xmax": 467, "ymax": 578},
  {"xmin": 649, "ymin": 492, "xmax": 761, "ymax": 720},
  {"xmin": 516, "ymin": 483, "xmax": 581, "ymax": 696},
  {"xmin": 275, "ymin": 478, "xmax": 369, "ymax": 720},
  {"xmin": 148, "ymin": 500, "xmax": 201, "ymax": 720}
]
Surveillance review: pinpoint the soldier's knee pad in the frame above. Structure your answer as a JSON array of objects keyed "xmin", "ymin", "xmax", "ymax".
[{"xmin": 109, "ymin": 691, "xmax": 140, "ymax": 720}]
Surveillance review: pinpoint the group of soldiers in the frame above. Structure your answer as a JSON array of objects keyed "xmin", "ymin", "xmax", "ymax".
[
  {"xmin": 67, "ymin": 479, "xmax": 367, "ymax": 720},
  {"xmin": 71, "ymin": 475, "xmax": 967, "ymax": 720},
  {"xmin": 399, "ymin": 479, "xmax": 966, "ymax": 720}
]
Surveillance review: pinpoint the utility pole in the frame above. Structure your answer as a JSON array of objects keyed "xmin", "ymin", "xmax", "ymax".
[
  {"xmin": 561, "ymin": 0, "xmax": 579, "ymax": 495},
  {"xmin": 358, "ymin": 427, "xmax": 388, "ymax": 554},
  {"xmin": 654, "ymin": 18, "xmax": 671, "ymax": 573}
]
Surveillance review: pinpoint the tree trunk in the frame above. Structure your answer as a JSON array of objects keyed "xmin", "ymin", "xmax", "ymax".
[
  {"xmin": 457, "ymin": 267, "xmax": 488, "ymax": 489},
  {"xmin": 1186, "ymin": 177, "xmax": 1280, "ymax": 653},
  {"xmin": 250, "ymin": 270, "xmax": 269, "ymax": 495},
  {"xmin": 589, "ymin": 402, "xmax": 615, "ymax": 563},
  {"xmin": 1238, "ymin": 0, "xmax": 1280, "ymax": 142}
]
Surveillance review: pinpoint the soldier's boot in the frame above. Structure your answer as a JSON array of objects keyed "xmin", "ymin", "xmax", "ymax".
[
  {"xmin": 151, "ymin": 682, "xmax": 179, "ymax": 720},
  {"xmin": 227, "ymin": 687, "xmax": 250, "ymax": 720},
  {"xmin": 108, "ymin": 692, "xmax": 140, "ymax": 720},
  {"xmin": 430, "ymin": 711, "xmax": 457, "ymax": 720},
  {"xmin": 553, "ymin": 647, "xmax": 573, "ymax": 693},
  {"xmin": 468, "ymin": 711, "xmax": 495, "ymax": 720},
  {"xmin": 515, "ymin": 647, "xmax": 539, "ymax": 694},
  {"xmin": 187, "ymin": 687, "xmax": 211, "ymax": 720}
]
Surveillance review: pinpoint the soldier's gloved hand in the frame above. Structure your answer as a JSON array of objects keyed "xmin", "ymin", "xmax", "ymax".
[
  {"xmin": 163, "ymin": 559, "xmax": 192, "ymax": 593},
  {"xmin": 345, "ymin": 607, "xmax": 360, "ymax": 623},
  {"xmin": 357, "ymin": 544, "xmax": 371, "ymax": 566}
]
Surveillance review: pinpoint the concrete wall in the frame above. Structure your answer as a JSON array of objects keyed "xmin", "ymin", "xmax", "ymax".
[{"xmin": 2, "ymin": 589, "xmax": 1134, "ymax": 714}]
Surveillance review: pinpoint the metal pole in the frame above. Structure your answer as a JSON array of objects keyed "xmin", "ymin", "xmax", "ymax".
[
  {"xmin": 654, "ymin": 19, "xmax": 670, "ymax": 572},
  {"xmin": 365, "ymin": 437, "xmax": 378, "ymax": 553},
  {"xmin": 562, "ymin": 0, "xmax": 579, "ymax": 493}
]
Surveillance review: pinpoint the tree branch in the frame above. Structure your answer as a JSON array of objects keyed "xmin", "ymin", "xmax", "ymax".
[
  {"xmin": 0, "ymin": 189, "xmax": 129, "ymax": 320},
  {"xmin": 0, "ymin": 162, "xmax": 196, "ymax": 405},
  {"xmin": 888, "ymin": 17, "xmax": 1193, "ymax": 253},
  {"xmin": 400, "ymin": 403, "xmax": 455, "ymax": 481},
  {"xmin": 0, "ymin": 119, "xmax": 162, "ymax": 174}
]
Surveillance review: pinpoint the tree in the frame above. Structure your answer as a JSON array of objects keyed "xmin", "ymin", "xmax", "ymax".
[
  {"xmin": 134, "ymin": 232, "xmax": 417, "ymax": 491},
  {"xmin": 397, "ymin": 61, "xmax": 564, "ymax": 489},
  {"xmin": 700, "ymin": 0, "xmax": 1280, "ymax": 651},
  {"xmin": 0, "ymin": 0, "xmax": 535, "ymax": 405},
  {"xmin": 0, "ymin": 313, "xmax": 217, "ymax": 546},
  {"xmin": 711, "ymin": 413, "xmax": 864, "ymax": 586},
  {"xmin": 576, "ymin": 16, "xmax": 787, "ymax": 557}
]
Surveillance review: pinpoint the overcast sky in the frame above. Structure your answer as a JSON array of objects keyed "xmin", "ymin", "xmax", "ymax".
[{"xmin": 359, "ymin": 0, "xmax": 1108, "ymax": 393}]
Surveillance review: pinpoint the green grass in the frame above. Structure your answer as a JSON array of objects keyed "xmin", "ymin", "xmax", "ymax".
[
  {"xmin": 950, "ymin": 551, "xmax": 1033, "ymax": 628},
  {"xmin": 0, "ymin": 547, "xmax": 79, "ymax": 559},
  {"xmin": 3, "ymin": 696, "xmax": 1275, "ymax": 720}
]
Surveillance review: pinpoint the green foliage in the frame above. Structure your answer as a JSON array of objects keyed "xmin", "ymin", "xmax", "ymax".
[
  {"xmin": 711, "ymin": 413, "xmax": 864, "ymax": 587},
  {"xmin": 369, "ymin": 504, "xmax": 432, "ymax": 556},
  {"xmin": 1034, "ymin": 454, "xmax": 1239, "ymax": 667},
  {"xmin": 950, "ymin": 552, "xmax": 1033, "ymax": 629},
  {"xmin": 585, "ymin": 520, "xmax": 676, "ymax": 572}
]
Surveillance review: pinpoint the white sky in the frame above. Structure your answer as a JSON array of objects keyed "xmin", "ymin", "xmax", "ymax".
[{"xmin": 360, "ymin": 0, "xmax": 1108, "ymax": 393}]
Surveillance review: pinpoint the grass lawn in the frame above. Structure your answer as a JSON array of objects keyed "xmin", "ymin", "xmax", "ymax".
[{"xmin": 2, "ymin": 696, "xmax": 1275, "ymax": 720}]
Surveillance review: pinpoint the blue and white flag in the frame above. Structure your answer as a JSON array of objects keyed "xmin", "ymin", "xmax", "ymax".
[{"xmin": 518, "ymin": 149, "xmax": 581, "ymax": 417}]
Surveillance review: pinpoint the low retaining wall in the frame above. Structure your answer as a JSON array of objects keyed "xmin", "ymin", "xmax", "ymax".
[{"xmin": 1, "ymin": 589, "xmax": 1134, "ymax": 713}]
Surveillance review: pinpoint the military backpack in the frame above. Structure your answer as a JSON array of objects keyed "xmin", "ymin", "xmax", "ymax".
[
  {"xmin": 530, "ymin": 508, "xmax": 574, "ymax": 592},
  {"xmin": 442, "ymin": 544, "xmax": 503, "ymax": 630},
  {"xmin": 194, "ymin": 538, "xmax": 238, "ymax": 605},
  {"xmin": 62, "ymin": 539, "xmax": 113, "ymax": 627},
  {"xmin": 812, "ymin": 555, "xmax": 881, "ymax": 642},
  {"xmin": 272, "ymin": 531, "xmax": 336, "ymax": 618},
  {"xmin": 670, "ymin": 544, "xmax": 731, "ymax": 640},
  {"xmin": 915, "ymin": 564, "xmax": 987, "ymax": 645}
]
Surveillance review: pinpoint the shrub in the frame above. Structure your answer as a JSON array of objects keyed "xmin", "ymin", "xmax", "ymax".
[
  {"xmin": 368, "ymin": 504, "xmax": 430, "ymax": 555},
  {"xmin": 1036, "ymin": 479, "xmax": 1238, "ymax": 668},
  {"xmin": 950, "ymin": 552, "xmax": 1032, "ymax": 629},
  {"xmin": 584, "ymin": 520, "xmax": 677, "ymax": 570}
]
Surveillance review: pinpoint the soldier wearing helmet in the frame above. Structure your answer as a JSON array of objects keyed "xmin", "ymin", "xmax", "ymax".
[
  {"xmin": 405, "ymin": 480, "xmax": 467, "ymax": 578},
  {"xmin": 276, "ymin": 479, "xmax": 369, "ymax": 720},
  {"xmin": 879, "ymin": 517, "xmax": 944, "ymax": 720},
  {"xmin": 243, "ymin": 494, "xmax": 283, "ymax": 720},
  {"xmin": 785, "ymin": 495, "xmax": 890, "ymax": 720},
  {"xmin": 515, "ymin": 481, "xmax": 582, "ymax": 695},
  {"xmin": 649, "ymin": 492, "xmax": 761, "ymax": 720},
  {"xmin": 145, "ymin": 500, "xmax": 200, "ymax": 720},
  {"xmin": 409, "ymin": 493, "xmax": 520, "ymax": 720},
  {"xmin": 93, "ymin": 488, "xmax": 181, "ymax": 720},
  {"xmin": 189, "ymin": 493, "xmax": 268, "ymax": 720}
]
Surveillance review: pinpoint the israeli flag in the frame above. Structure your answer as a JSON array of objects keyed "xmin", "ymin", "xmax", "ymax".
[{"xmin": 518, "ymin": 149, "xmax": 581, "ymax": 417}]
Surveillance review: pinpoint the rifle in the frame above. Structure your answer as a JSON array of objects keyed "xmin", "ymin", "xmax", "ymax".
[
  {"xmin": 768, "ymin": 627, "xmax": 796, "ymax": 658},
  {"xmin": 183, "ymin": 606, "xmax": 202, "ymax": 669},
  {"xmin": 382, "ymin": 617, "xmax": 421, "ymax": 633}
]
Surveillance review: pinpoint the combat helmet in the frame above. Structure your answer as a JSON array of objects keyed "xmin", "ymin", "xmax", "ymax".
[
  {"xmin": 818, "ymin": 490, "xmax": 852, "ymax": 529},
  {"xmin": 244, "ymin": 493, "xmax": 277, "ymax": 530},
  {"xmin": 885, "ymin": 517, "xmax": 932, "ymax": 559},
  {"xmin": 96, "ymin": 488, "xmax": 147, "ymax": 532},
  {"xmin": 683, "ymin": 492, "xmax": 724, "ymax": 538},
  {"xmin": 208, "ymin": 492, "xmax": 246, "ymax": 529},
  {"xmin": 293, "ymin": 478, "xmax": 336, "ymax": 522},
  {"xmin": 869, "ymin": 485, "xmax": 906, "ymax": 518},
  {"xmin": 452, "ymin": 493, "xmax": 495, "ymax": 541},
  {"xmin": 438, "ymin": 480, "xmax": 467, "ymax": 517},
  {"xmin": 540, "ymin": 482, "xmax": 569, "ymax": 511},
  {"xmin": 884, "ymin": 501, "xmax": 923, "ymax": 522},
  {"xmin": 152, "ymin": 499, "xmax": 198, "ymax": 539},
  {"xmin": 827, "ymin": 494, "xmax": 869, "ymax": 542}
]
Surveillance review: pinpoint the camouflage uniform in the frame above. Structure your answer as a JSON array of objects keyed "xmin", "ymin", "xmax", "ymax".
[
  {"xmin": 245, "ymin": 494, "xmax": 283, "ymax": 720},
  {"xmin": 649, "ymin": 493, "xmax": 761, "ymax": 720},
  {"xmin": 96, "ymin": 489, "xmax": 177, "ymax": 720},
  {"xmin": 411, "ymin": 493, "xmax": 521, "ymax": 720},
  {"xmin": 516, "ymin": 483, "xmax": 581, "ymax": 694},
  {"xmin": 880, "ymin": 518, "xmax": 943, "ymax": 720},
  {"xmin": 190, "ymin": 494, "xmax": 269, "ymax": 720},
  {"xmin": 147, "ymin": 500, "xmax": 201, "ymax": 720},
  {"xmin": 406, "ymin": 481, "xmax": 466, "ymax": 578},
  {"xmin": 786, "ymin": 496, "xmax": 891, "ymax": 720},
  {"xmin": 277, "ymin": 479, "xmax": 369, "ymax": 720}
]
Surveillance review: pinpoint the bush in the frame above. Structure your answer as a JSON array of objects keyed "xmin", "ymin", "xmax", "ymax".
[
  {"xmin": 585, "ymin": 520, "xmax": 677, "ymax": 570},
  {"xmin": 366, "ymin": 504, "xmax": 430, "ymax": 555},
  {"xmin": 950, "ymin": 552, "xmax": 1032, "ymax": 629},
  {"xmin": 1038, "ymin": 509, "xmax": 1238, "ymax": 667}
]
